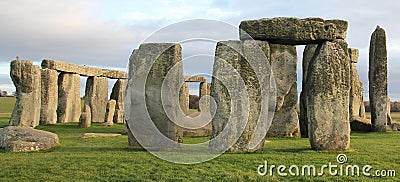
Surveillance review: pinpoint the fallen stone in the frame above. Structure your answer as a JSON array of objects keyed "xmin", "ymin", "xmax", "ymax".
[
  {"xmin": 239, "ymin": 17, "xmax": 347, "ymax": 44},
  {"xmin": 386, "ymin": 123, "xmax": 400, "ymax": 131},
  {"xmin": 81, "ymin": 133, "xmax": 121, "ymax": 139},
  {"xmin": 306, "ymin": 40, "xmax": 351, "ymax": 151},
  {"xmin": 9, "ymin": 60, "xmax": 41, "ymax": 127},
  {"xmin": 369, "ymin": 26, "xmax": 389, "ymax": 132},
  {"xmin": 84, "ymin": 76, "xmax": 108, "ymax": 123},
  {"xmin": 42, "ymin": 59, "xmax": 127, "ymax": 79},
  {"xmin": 40, "ymin": 68, "xmax": 58, "ymax": 125},
  {"xmin": 0, "ymin": 126, "xmax": 59, "ymax": 152},
  {"xmin": 110, "ymin": 79, "xmax": 126, "ymax": 124},
  {"xmin": 180, "ymin": 112, "xmax": 212, "ymax": 137},
  {"xmin": 57, "ymin": 73, "xmax": 81, "ymax": 123},
  {"xmin": 350, "ymin": 117, "xmax": 372, "ymax": 132}
]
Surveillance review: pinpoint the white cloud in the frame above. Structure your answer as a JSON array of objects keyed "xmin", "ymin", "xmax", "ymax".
[
  {"xmin": 206, "ymin": 8, "xmax": 241, "ymax": 18},
  {"xmin": 0, "ymin": 0, "xmax": 137, "ymax": 68}
]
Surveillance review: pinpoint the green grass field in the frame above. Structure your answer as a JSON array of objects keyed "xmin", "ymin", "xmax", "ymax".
[{"xmin": 0, "ymin": 97, "xmax": 399, "ymax": 181}]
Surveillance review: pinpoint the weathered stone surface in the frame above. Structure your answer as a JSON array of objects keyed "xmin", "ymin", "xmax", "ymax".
[
  {"xmin": 40, "ymin": 68, "xmax": 58, "ymax": 125},
  {"xmin": 110, "ymin": 79, "xmax": 126, "ymax": 123},
  {"xmin": 306, "ymin": 40, "xmax": 351, "ymax": 150},
  {"xmin": 57, "ymin": 73, "xmax": 81, "ymax": 123},
  {"xmin": 184, "ymin": 76, "xmax": 206, "ymax": 83},
  {"xmin": 387, "ymin": 98, "xmax": 392, "ymax": 125},
  {"xmin": 386, "ymin": 123, "xmax": 400, "ymax": 131},
  {"xmin": 299, "ymin": 44, "xmax": 318, "ymax": 138},
  {"xmin": 348, "ymin": 48, "xmax": 359, "ymax": 63},
  {"xmin": 105, "ymin": 100, "xmax": 116, "ymax": 125},
  {"xmin": 325, "ymin": 19, "xmax": 348, "ymax": 39},
  {"xmin": 369, "ymin": 26, "xmax": 389, "ymax": 132},
  {"xmin": 266, "ymin": 44, "xmax": 299, "ymax": 137},
  {"xmin": 178, "ymin": 112, "xmax": 212, "ymax": 137},
  {"xmin": 199, "ymin": 82, "xmax": 210, "ymax": 112},
  {"xmin": 210, "ymin": 40, "xmax": 272, "ymax": 153},
  {"xmin": 183, "ymin": 124, "xmax": 212, "ymax": 137},
  {"xmin": 239, "ymin": 17, "xmax": 347, "ymax": 44},
  {"xmin": 9, "ymin": 60, "xmax": 41, "ymax": 127},
  {"xmin": 349, "ymin": 48, "xmax": 366, "ymax": 121},
  {"xmin": 42, "ymin": 59, "xmax": 127, "ymax": 79},
  {"xmin": 179, "ymin": 82, "xmax": 189, "ymax": 115},
  {"xmin": 84, "ymin": 76, "xmax": 108, "ymax": 123},
  {"xmin": 79, "ymin": 104, "xmax": 91, "ymax": 128},
  {"xmin": 350, "ymin": 117, "xmax": 372, "ymax": 132},
  {"xmin": 126, "ymin": 43, "xmax": 183, "ymax": 147},
  {"xmin": 0, "ymin": 126, "xmax": 59, "ymax": 152}
]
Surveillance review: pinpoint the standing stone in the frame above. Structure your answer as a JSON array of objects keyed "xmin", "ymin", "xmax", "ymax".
[
  {"xmin": 9, "ymin": 60, "xmax": 41, "ymax": 127},
  {"xmin": 179, "ymin": 82, "xmax": 189, "ymax": 115},
  {"xmin": 110, "ymin": 79, "xmax": 126, "ymax": 123},
  {"xmin": 349, "ymin": 48, "xmax": 366, "ymax": 121},
  {"xmin": 266, "ymin": 44, "xmax": 299, "ymax": 137},
  {"xmin": 300, "ymin": 44, "xmax": 318, "ymax": 138},
  {"xmin": 306, "ymin": 40, "xmax": 351, "ymax": 150},
  {"xmin": 84, "ymin": 76, "xmax": 108, "ymax": 123},
  {"xmin": 387, "ymin": 97, "xmax": 392, "ymax": 125},
  {"xmin": 126, "ymin": 43, "xmax": 183, "ymax": 147},
  {"xmin": 199, "ymin": 82, "xmax": 209, "ymax": 112},
  {"xmin": 79, "ymin": 104, "xmax": 91, "ymax": 128},
  {"xmin": 40, "ymin": 68, "xmax": 58, "ymax": 125},
  {"xmin": 57, "ymin": 73, "xmax": 81, "ymax": 123},
  {"xmin": 104, "ymin": 100, "xmax": 116, "ymax": 125},
  {"xmin": 369, "ymin": 26, "xmax": 389, "ymax": 132},
  {"xmin": 210, "ymin": 40, "xmax": 272, "ymax": 153}
]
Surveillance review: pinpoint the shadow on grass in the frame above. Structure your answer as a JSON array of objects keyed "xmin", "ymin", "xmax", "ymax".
[
  {"xmin": 54, "ymin": 146, "xmax": 145, "ymax": 153},
  {"xmin": 269, "ymin": 147, "xmax": 311, "ymax": 153}
]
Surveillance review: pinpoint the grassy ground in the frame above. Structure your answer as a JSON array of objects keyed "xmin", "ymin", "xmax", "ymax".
[{"xmin": 0, "ymin": 98, "xmax": 399, "ymax": 181}]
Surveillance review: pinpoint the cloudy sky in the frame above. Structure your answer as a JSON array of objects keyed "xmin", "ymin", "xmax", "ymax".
[{"xmin": 0, "ymin": 0, "xmax": 399, "ymax": 100}]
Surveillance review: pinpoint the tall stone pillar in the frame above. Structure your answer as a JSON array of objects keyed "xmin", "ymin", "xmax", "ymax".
[
  {"xmin": 179, "ymin": 82, "xmax": 189, "ymax": 115},
  {"xmin": 348, "ymin": 48, "xmax": 366, "ymax": 121},
  {"xmin": 79, "ymin": 104, "xmax": 91, "ymax": 128},
  {"xmin": 306, "ymin": 40, "xmax": 351, "ymax": 150},
  {"xmin": 9, "ymin": 60, "xmax": 41, "ymax": 127},
  {"xmin": 84, "ymin": 76, "xmax": 108, "ymax": 123},
  {"xmin": 57, "ymin": 73, "xmax": 81, "ymax": 123},
  {"xmin": 126, "ymin": 43, "xmax": 183, "ymax": 147},
  {"xmin": 199, "ymin": 82, "xmax": 209, "ymax": 112},
  {"xmin": 110, "ymin": 79, "xmax": 126, "ymax": 123},
  {"xmin": 369, "ymin": 26, "xmax": 389, "ymax": 132},
  {"xmin": 40, "ymin": 68, "xmax": 58, "ymax": 125},
  {"xmin": 299, "ymin": 44, "xmax": 318, "ymax": 138},
  {"xmin": 210, "ymin": 40, "xmax": 272, "ymax": 153},
  {"xmin": 104, "ymin": 99, "xmax": 116, "ymax": 125},
  {"xmin": 266, "ymin": 44, "xmax": 299, "ymax": 137}
]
